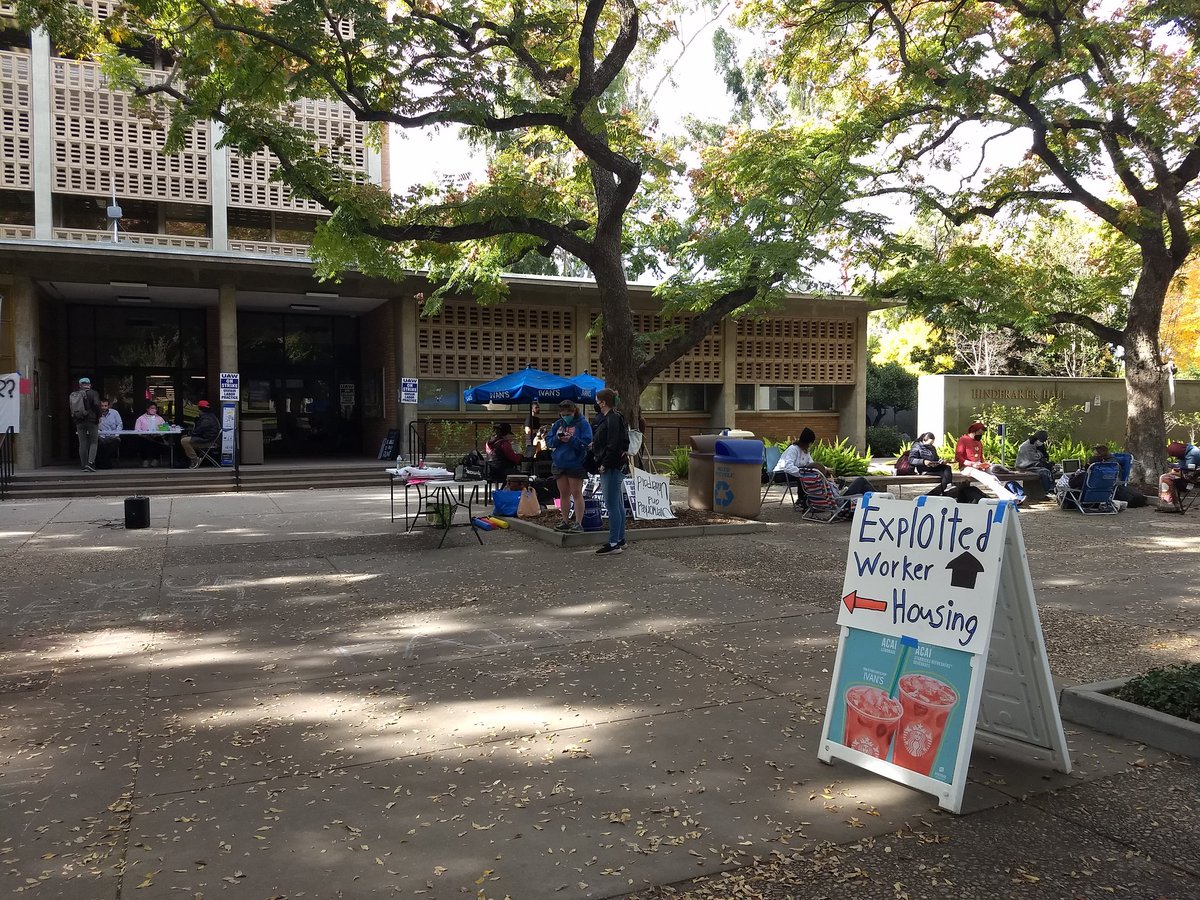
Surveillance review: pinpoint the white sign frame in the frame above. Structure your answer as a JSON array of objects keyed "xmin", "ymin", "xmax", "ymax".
[{"xmin": 818, "ymin": 495, "xmax": 1070, "ymax": 813}]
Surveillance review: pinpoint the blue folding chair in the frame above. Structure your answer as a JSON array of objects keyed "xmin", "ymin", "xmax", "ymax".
[
  {"xmin": 1057, "ymin": 460, "xmax": 1120, "ymax": 515},
  {"xmin": 1111, "ymin": 452, "xmax": 1133, "ymax": 484},
  {"xmin": 761, "ymin": 446, "xmax": 798, "ymax": 505}
]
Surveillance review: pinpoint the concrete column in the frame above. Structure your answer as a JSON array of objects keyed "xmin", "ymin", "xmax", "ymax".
[
  {"xmin": 573, "ymin": 304, "xmax": 591, "ymax": 376},
  {"xmin": 841, "ymin": 310, "xmax": 869, "ymax": 451},
  {"xmin": 218, "ymin": 283, "xmax": 238, "ymax": 373},
  {"xmin": 30, "ymin": 30, "xmax": 53, "ymax": 240},
  {"xmin": 11, "ymin": 277, "xmax": 40, "ymax": 469},
  {"xmin": 395, "ymin": 296, "xmax": 419, "ymax": 456},
  {"xmin": 210, "ymin": 121, "xmax": 230, "ymax": 251}
]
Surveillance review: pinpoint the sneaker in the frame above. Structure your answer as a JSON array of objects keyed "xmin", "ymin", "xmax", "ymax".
[
  {"xmin": 150, "ymin": 459, "xmax": 158, "ymax": 468},
  {"xmin": 554, "ymin": 521, "xmax": 572, "ymax": 532},
  {"xmin": 595, "ymin": 542, "xmax": 623, "ymax": 555},
  {"xmin": 617, "ymin": 539, "xmax": 626, "ymax": 548},
  {"xmin": 142, "ymin": 460, "xmax": 150, "ymax": 468},
  {"xmin": 189, "ymin": 459, "xmax": 202, "ymax": 469},
  {"xmin": 567, "ymin": 522, "xmax": 584, "ymax": 533},
  {"xmin": 84, "ymin": 465, "xmax": 96, "ymax": 472}
]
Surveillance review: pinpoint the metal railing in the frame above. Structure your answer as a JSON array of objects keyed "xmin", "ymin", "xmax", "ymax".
[{"xmin": 0, "ymin": 426, "xmax": 13, "ymax": 500}]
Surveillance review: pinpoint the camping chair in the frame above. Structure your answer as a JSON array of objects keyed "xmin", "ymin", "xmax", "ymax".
[
  {"xmin": 1111, "ymin": 452, "xmax": 1133, "ymax": 484},
  {"xmin": 796, "ymin": 469, "xmax": 857, "ymax": 523},
  {"xmin": 193, "ymin": 441, "xmax": 221, "ymax": 468},
  {"xmin": 761, "ymin": 446, "xmax": 797, "ymax": 506},
  {"xmin": 1057, "ymin": 460, "xmax": 1120, "ymax": 515}
]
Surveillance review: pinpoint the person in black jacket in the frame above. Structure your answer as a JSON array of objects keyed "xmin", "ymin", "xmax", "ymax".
[
  {"xmin": 591, "ymin": 388, "xmax": 630, "ymax": 554},
  {"xmin": 183, "ymin": 400, "xmax": 221, "ymax": 468},
  {"xmin": 909, "ymin": 432, "xmax": 954, "ymax": 496}
]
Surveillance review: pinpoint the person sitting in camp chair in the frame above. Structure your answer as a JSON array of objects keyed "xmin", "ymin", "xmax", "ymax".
[
  {"xmin": 1158, "ymin": 440, "xmax": 1200, "ymax": 514},
  {"xmin": 1057, "ymin": 450, "xmax": 1121, "ymax": 515}
]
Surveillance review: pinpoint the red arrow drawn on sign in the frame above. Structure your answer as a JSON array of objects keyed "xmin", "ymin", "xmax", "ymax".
[{"xmin": 842, "ymin": 590, "xmax": 887, "ymax": 614}]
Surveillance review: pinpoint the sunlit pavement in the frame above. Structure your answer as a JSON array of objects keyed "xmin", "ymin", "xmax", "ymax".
[{"xmin": 1, "ymin": 489, "xmax": 1197, "ymax": 898}]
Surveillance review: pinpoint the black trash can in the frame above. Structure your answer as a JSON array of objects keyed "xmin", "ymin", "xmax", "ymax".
[{"xmin": 124, "ymin": 496, "xmax": 150, "ymax": 530}]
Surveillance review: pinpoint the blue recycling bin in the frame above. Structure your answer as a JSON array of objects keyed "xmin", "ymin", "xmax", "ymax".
[{"xmin": 713, "ymin": 439, "xmax": 765, "ymax": 519}]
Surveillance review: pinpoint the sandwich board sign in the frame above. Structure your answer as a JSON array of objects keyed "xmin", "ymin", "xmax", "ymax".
[{"xmin": 818, "ymin": 493, "xmax": 1071, "ymax": 813}]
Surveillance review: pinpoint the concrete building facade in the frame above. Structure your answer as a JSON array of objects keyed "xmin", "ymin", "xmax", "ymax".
[{"xmin": 0, "ymin": 4, "xmax": 871, "ymax": 470}]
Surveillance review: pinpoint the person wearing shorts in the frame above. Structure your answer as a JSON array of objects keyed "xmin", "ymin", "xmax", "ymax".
[{"xmin": 547, "ymin": 399, "xmax": 592, "ymax": 533}]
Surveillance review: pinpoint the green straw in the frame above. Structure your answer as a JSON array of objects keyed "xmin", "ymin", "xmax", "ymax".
[{"xmin": 889, "ymin": 636, "xmax": 919, "ymax": 698}]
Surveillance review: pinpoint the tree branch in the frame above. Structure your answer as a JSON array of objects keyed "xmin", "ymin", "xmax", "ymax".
[{"xmin": 1047, "ymin": 311, "xmax": 1125, "ymax": 348}]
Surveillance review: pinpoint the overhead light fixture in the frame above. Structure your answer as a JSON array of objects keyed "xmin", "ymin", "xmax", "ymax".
[
  {"xmin": 304, "ymin": 291, "xmax": 339, "ymax": 300},
  {"xmin": 117, "ymin": 296, "xmax": 152, "ymax": 304},
  {"xmin": 110, "ymin": 281, "xmax": 148, "ymax": 289},
  {"xmin": 290, "ymin": 303, "xmax": 321, "ymax": 312}
]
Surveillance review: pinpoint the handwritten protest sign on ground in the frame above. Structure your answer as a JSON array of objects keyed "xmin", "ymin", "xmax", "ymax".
[{"xmin": 631, "ymin": 467, "xmax": 673, "ymax": 519}]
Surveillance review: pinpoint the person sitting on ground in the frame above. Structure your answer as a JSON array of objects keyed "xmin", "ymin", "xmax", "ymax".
[
  {"xmin": 96, "ymin": 398, "xmax": 123, "ymax": 469},
  {"xmin": 182, "ymin": 400, "xmax": 220, "ymax": 468},
  {"xmin": 547, "ymin": 399, "xmax": 592, "ymax": 533},
  {"xmin": 1158, "ymin": 440, "xmax": 1200, "ymax": 514},
  {"xmin": 1015, "ymin": 429, "xmax": 1055, "ymax": 493},
  {"xmin": 484, "ymin": 422, "xmax": 522, "ymax": 485},
  {"xmin": 908, "ymin": 431, "xmax": 955, "ymax": 496},
  {"xmin": 134, "ymin": 402, "xmax": 168, "ymax": 467}
]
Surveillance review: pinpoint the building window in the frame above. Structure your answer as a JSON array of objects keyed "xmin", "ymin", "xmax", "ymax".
[
  {"xmin": 666, "ymin": 384, "xmax": 707, "ymax": 411},
  {"xmin": 735, "ymin": 384, "xmax": 755, "ymax": 411},
  {"xmin": 418, "ymin": 379, "xmax": 461, "ymax": 412},
  {"xmin": 758, "ymin": 385, "xmax": 796, "ymax": 410},
  {"xmin": 640, "ymin": 384, "xmax": 664, "ymax": 412}
]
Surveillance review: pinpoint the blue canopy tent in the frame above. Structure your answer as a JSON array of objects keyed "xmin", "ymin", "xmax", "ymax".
[
  {"xmin": 463, "ymin": 367, "xmax": 581, "ymax": 405},
  {"xmin": 570, "ymin": 371, "xmax": 605, "ymax": 402}
]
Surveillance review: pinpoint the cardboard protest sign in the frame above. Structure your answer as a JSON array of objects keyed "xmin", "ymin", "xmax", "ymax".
[{"xmin": 631, "ymin": 467, "xmax": 674, "ymax": 519}]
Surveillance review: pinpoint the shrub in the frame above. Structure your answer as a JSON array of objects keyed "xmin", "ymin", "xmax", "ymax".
[
  {"xmin": 664, "ymin": 446, "xmax": 689, "ymax": 479},
  {"xmin": 812, "ymin": 437, "xmax": 871, "ymax": 477},
  {"xmin": 1112, "ymin": 663, "xmax": 1200, "ymax": 724},
  {"xmin": 866, "ymin": 425, "xmax": 905, "ymax": 457}
]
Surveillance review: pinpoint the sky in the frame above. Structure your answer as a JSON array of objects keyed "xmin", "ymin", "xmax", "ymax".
[{"xmin": 387, "ymin": 7, "xmax": 738, "ymax": 195}]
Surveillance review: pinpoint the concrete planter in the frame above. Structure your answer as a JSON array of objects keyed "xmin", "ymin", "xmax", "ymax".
[
  {"xmin": 502, "ymin": 517, "xmax": 767, "ymax": 547},
  {"xmin": 1059, "ymin": 678, "xmax": 1200, "ymax": 759}
]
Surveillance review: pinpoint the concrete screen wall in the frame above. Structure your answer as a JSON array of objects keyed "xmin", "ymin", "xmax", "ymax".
[{"xmin": 918, "ymin": 375, "xmax": 1200, "ymax": 445}]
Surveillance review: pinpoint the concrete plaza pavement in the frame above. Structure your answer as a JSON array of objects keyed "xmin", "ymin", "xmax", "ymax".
[{"xmin": 1, "ymin": 487, "xmax": 1197, "ymax": 899}]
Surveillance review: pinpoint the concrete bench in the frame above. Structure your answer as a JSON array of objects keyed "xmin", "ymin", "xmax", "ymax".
[{"xmin": 865, "ymin": 471, "xmax": 1047, "ymax": 502}]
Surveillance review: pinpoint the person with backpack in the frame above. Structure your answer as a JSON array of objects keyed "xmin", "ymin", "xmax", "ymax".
[
  {"xmin": 906, "ymin": 432, "xmax": 954, "ymax": 496},
  {"xmin": 591, "ymin": 388, "xmax": 630, "ymax": 554},
  {"xmin": 69, "ymin": 376, "xmax": 101, "ymax": 472}
]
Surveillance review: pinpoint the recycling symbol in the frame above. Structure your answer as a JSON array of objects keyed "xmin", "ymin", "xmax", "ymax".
[{"xmin": 714, "ymin": 480, "xmax": 734, "ymax": 507}]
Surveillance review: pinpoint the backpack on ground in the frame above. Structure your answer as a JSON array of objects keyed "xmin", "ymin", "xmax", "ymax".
[
  {"xmin": 956, "ymin": 484, "xmax": 987, "ymax": 504},
  {"xmin": 69, "ymin": 390, "xmax": 91, "ymax": 422},
  {"xmin": 894, "ymin": 454, "xmax": 915, "ymax": 476}
]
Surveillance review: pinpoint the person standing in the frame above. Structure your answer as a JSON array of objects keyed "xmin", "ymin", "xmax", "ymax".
[
  {"xmin": 96, "ymin": 398, "xmax": 123, "ymax": 469},
  {"xmin": 547, "ymin": 399, "xmax": 592, "ymax": 532},
  {"xmin": 524, "ymin": 402, "xmax": 541, "ymax": 443},
  {"xmin": 1014, "ymin": 429, "xmax": 1055, "ymax": 493},
  {"xmin": 182, "ymin": 400, "xmax": 221, "ymax": 468},
  {"xmin": 69, "ymin": 376, "xmax": 101, "ymax": 472},
  {"xmin": 591, "ymin": 388, "xmax": 630, "ymax": 555}
]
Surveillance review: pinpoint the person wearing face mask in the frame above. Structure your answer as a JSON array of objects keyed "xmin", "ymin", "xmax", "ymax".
[
  {"xmin": 591, "ymin": 388, "xmax": 630, "ymax": 554},
  {"xmin": 907, "ymin": 431, "xmax": 955, "ymax": 496},
  {"xmin": 954, "ymin": 422, "xmax": 991, "ymax": 472},
  {"xmin": 1015, "ymin": 429, "xmax": 1055, "ymax": 493},
  {"xmin": 547, "ymin": 399, "xmax": 593, "ymax": 532}
]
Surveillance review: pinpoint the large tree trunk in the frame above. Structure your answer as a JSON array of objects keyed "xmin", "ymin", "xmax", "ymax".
[
  {"xmin": 592, "ymin": 250, "xmax": 643, "ymax": 433},
  {"xmin": 1122, "ymin": 261, "xmax": 1172, "ymax": 483}
]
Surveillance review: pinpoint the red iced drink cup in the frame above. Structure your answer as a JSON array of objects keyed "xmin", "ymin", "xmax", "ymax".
[
  {"xmin": 892, "ymin": 673, "xmax": 958, "ymax": 775},
  {"xmin": 842, "ymin": 685, "xmax": 903, "ymax": 759}
]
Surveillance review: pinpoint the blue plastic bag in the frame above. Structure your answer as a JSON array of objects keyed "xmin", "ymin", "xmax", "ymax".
[
  {"xmin": 492, "ymin": 490, "xmax": 520, "ymax": 517},
  {"xmin": 1004, "ymin": 481, "xmax": 1026, "ymax": 505}
]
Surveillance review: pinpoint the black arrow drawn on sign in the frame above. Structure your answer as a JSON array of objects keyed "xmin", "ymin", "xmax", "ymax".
[{"xmin": 946, "ymin": 552, "xmax": 985, "ymax": 589}]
